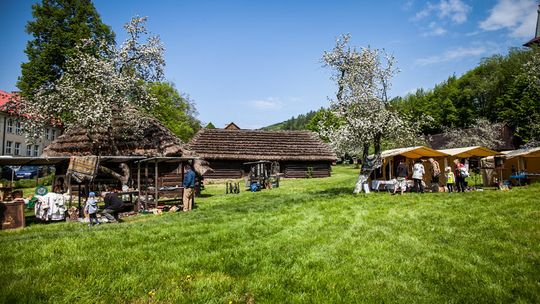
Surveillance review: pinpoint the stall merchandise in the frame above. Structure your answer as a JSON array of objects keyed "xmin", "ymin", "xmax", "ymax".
[{"xmin": 35, "ymin": 193, "xmax": 68, "ymax": 221}]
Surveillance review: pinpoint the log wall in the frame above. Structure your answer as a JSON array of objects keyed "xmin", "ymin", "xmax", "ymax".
[
  {"xmin": 283, "ymin": 161, "xmax": 332, "ymax": 178},
  {"xmin": 203, "ymin": 161, "xmax": 244, "ymax": 179}
]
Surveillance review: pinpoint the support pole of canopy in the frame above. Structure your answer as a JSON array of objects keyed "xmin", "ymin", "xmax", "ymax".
[
  {"xmin": 145, "ymin": 162, "xmax": 149, "ymax": 210},
  {"xmin": 154, "ymin": 160, "xmax": 158, "ymax": 208},
  {"xmin": 137, "ymin": 162, "xmax": 141, "ymax": 211}
]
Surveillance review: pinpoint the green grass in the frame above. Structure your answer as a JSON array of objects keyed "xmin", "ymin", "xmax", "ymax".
[{"xmin": 1, "ymin": 166, "xmax": 539, "ymax": 303}]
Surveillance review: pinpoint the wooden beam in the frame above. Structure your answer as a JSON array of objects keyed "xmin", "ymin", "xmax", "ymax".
[
  {"xmin": 137, "ymin": 162, "xmax": 141, "ymax": 211},
  {"xmin": 154, "ymin": 160, "xmax": 158, "ymax": 207}
]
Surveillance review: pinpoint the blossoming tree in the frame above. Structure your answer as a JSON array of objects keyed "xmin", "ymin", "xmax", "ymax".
[
  {"xmin": 320, "ymin": 34, "xmax": 420, "ymax": 193},
  {"xmin": 21, "ymin": 16, "xmax": 165, "ymax": 152}
]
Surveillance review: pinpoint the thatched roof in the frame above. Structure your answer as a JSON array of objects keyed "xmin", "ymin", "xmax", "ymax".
[
  {"xmin": 187, "ymin": 129, "xmax": 337, "ymax": 162},
  {"xmin": 42, "ymin": 117, "xmax": 189, "ymax": 157}
]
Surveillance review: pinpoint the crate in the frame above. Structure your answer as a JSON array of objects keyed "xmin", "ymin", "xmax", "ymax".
[{"xmin": 0, "ymin": 200, "xmax": 25, "ymax": 230}]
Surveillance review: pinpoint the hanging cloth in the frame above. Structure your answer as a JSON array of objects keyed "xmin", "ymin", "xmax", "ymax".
[{"xmin": 67, "ymin": 156, "xmax": 99, "ymax": 183}]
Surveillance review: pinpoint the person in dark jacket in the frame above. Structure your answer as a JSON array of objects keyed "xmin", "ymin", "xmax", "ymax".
[
  {"xmin": 393, "ymin": 160, "xmax": 409, "ymax": 195},
  {"xmin": 182, "ymin": 164, "xmax": 196, "ymax": 211},
  {"xmin": 102, "ymin": 189, "xmax": 123, "ymax": 222}
]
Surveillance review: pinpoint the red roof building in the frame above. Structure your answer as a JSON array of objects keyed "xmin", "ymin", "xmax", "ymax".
[
  {"xmin": 524, "ymin": 5, "xmax": 540, "ymax": 47},
  {"xmin": 0, "ymin": 89, "xmax": 62, "ymax": 156}
]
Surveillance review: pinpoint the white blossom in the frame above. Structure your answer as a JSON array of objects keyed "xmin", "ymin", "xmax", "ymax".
[
  {"xmin": 21, "ymin": 16, "xmax": 165, "ymax": 145},
  {"xmin": 320, "ymin": 34, "xmax": 421, "ymax": 193}
]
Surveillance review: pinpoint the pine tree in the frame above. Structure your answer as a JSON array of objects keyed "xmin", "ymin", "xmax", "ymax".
[{"xmin": 17, "ymin": 0, "xmax": 115, "ymax": 97}]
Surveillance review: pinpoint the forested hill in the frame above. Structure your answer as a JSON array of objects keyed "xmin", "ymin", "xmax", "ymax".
[
  {"xmin": 261, "ymin": 109, "xmax": 320, "ymax": 130},
  {"xmin": 392, "ymin": 47, "xmax": 539, "ymax": 146},
  {"xmin": 263, "ymin": 47, "xmax": 539, "ymax": 147}
]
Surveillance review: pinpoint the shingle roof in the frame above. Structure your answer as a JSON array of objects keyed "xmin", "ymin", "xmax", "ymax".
[{"xmin": 187, "ymin": 129, "xmax": 337, "ymax": 161}]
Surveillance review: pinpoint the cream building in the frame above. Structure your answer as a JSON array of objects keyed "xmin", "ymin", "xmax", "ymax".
[{"xmin": 0, "ymin": 90, "xmax": 62, "ymax": 156}]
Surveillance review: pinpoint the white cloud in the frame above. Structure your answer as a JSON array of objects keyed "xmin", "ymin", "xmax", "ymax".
[
  {"xmin": 415, "ymin": 46, "xmax": 486, "ymax": 66},
  {"xmin": 439, "ymin": 0, "xmax": 471, "ymax": 23},
  {"xmin": 422, "ymin": 22, "xmax": 448, "ymax": 36},
  {"xmin": 250, "ymin": 97, "xmax": 283, "ymax": 110},
  {"xmin": 403, "ymin": 0, "xmax": 415, "ymax": 11},
  {"xmin": 479, "ymin": 0, "xmax": 537, "ymax": 38},
  {"xmin": 415, "ymin": 0, "xmax": 471, "ymax": 24}
]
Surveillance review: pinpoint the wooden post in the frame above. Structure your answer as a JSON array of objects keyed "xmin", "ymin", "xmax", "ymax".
[
  {"xmin": 145, "ymin": 162, "xmax": 149, "ymax": 210},
  {"xmin": 389, "ymin": 159, "xmax": 393, "ymax": 180},
  {"xmin": 35, "ymin": 167, "xmax": 39, "ymax": 188},
  {"xmin": 136, "ymin": 162, "xmax": 141, "ymax": 211},
  {"xmin": 77, "ymin": 183, "xmax": 81, "ymax": 215},
  {"xmin": 154, "ymin": 160, "xmax": 158, "ymax": 207}
]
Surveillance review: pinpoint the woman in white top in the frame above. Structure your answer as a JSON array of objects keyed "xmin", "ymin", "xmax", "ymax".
[{"xmin": 412, "ymin": 159, "xmax": 425, "ymax": 193}]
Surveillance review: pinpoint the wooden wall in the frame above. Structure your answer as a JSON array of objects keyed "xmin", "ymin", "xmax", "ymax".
[
  {"xmin": 203, "ymin": 160, "xmax": 332, "ymax": 179},
  {"xmin": 203, "ymin": 160, "xmax": 244, "ymax": 179},
  {"xmin": 282, "ymin": 161, "xmax": 331, "ymax": 178}
]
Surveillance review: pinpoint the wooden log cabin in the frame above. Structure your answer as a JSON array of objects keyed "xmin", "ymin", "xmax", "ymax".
[
  {"xmin": 39, "ymin": 115, "xmax": 211, "ymax": 203},
  {"xmin": 187, "ymin": 128, "xmax": 337, "ymax": 179}
]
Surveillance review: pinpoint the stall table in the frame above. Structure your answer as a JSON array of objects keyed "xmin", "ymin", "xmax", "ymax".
[{"xmin": 371, "ymin": 180, "xmax": 396, "ymax": 192}]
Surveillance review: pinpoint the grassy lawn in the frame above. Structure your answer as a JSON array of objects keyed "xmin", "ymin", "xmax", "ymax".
[{"xmin": 1, "ymin": 165, "xmax": 539, "ymax": 303}]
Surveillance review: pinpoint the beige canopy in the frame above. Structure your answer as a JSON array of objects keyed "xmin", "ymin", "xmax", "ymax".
[
  {"xmin": 501, "ymin": 147, "xmax": 540, "ymax": 159},
  {"xmin": 381, "ymin": 146, "xmax": 449, "ymax": 159},
  {"xmin": 438, "ymin": 146, "xmax": 500, "ymax": 158}
]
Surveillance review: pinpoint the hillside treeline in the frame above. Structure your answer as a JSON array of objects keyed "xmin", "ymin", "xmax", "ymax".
[
  {"xmin": 392, "ymin": 47, "xmax": 539, "ymax": 146},
  {"xmin": 266, "ymin": 47, "xmax": 540, "ymax": 148}
]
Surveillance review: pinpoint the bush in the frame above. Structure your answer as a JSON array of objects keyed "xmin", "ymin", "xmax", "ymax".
[{"xmin": 14, "ymin": 174, "xmax": 54, "ymax": 189}]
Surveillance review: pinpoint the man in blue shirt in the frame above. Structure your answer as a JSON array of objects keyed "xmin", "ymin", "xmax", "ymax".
[{"xmin": 182, "ymin": 164, "xmax": 196, "ymax": 211}]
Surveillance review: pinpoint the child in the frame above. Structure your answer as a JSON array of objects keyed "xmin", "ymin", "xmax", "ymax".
[
  {"xmin": 412, "ymin": 159, "xmax": 425, "ymax": 193},
  {"xmin": 445, "ymin": 167, "xmax": 455, "ymax": 193},
  {"xmin": 85, "ymin": 192, "xmax": 100, "ymax": 226}
]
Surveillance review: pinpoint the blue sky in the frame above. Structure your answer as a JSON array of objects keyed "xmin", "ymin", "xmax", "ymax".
[{"xmin": 1, "ymin": 0, "xmax": 538, "ymax": 129}]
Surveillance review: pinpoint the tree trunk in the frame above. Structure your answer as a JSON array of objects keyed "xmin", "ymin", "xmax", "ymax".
[
  {"xmin": 353, "ymin": 143, "xmax": 371, "ymax": 194},
  {"xmin": 353, "ymin": 134, "xmax": 382, "ymax": 194},
  {"xmin": 99, "ymin": 162, "xmax": 130, "ymax": 186}
]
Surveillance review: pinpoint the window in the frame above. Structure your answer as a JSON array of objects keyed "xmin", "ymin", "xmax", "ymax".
[
  {"xmin": 14, "ymin": 142, "xmax": 20, "ymax": 155},
  {"xmin": 33, "ymin": 145, "xmax": 39, "ymax": 157},
  {"xmin": 5, "ymin": 141, "xmax": 12, "ymax": 155},
  {"xmin": 15, "ymin": 121, "xmax": 22, "ymax": 135},
  {"xmin": 26, "ymin": 144, "xmax": 32, "ymax": 156},
  {"xmin": 51, "ymin": 129, "xmax": 56, "ymax": 140},
  {"xmin": 6, "ymin": 119, "xmax": 13, "ymax": 133},
  {"xmin": 45, "ymin": 128, "xmax": 50, "ymax": 140}
]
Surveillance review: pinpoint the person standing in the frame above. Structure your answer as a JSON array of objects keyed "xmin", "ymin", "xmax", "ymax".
[
  {"xmin": 182, "ymin": 164, "xmax": 196, "ymax": 211},
  {"xmin": 445, "ymin": 167, "xmax": 455, "ymax": 193},
  {"xmin": 84, "ymin": 192, "xmax": 100, "ymax": 226},
  {"xmin": 428, "ymin": 158, "xmax": 441, "ymax": 186},
  {"xmin": 454, "ymin": 159, "xmax": 467, "ymax": 192},
  {"xmin": 412, "ymin": 159, "xmax": 425, "ymax": 193},
  {"xmin": 393, "ymin": 160, "xmax": 409, "ymax": 195}
]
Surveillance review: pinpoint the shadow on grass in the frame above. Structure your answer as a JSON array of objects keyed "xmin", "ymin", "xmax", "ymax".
[{"xmin": 314, "ymin": 187, "xmax": 354, "ymax": 196}]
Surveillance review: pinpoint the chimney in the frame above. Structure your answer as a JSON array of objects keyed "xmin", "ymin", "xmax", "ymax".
[
  {"xmin": 536, "ymin": 4, "xmax": 540, "ymax": 38},
  {"xmin": 524, "ymin": 5, "xmax": 540, "ymax": 47}
]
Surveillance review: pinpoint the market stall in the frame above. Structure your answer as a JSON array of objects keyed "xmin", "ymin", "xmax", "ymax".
[
  {"xmin": 499, "ymin": 147, "xmax": 540, "ymax": 185},
  {"xmin": 136, "ymin": 157, "xmax": 200, "ymax": 209},
  {"xmin": 438, "ymin": 146, "xmax": 500, "ymax": 187},
  {"xmin": 373, "ymin": 146, "xmax": 449, "ymax": 191}
]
